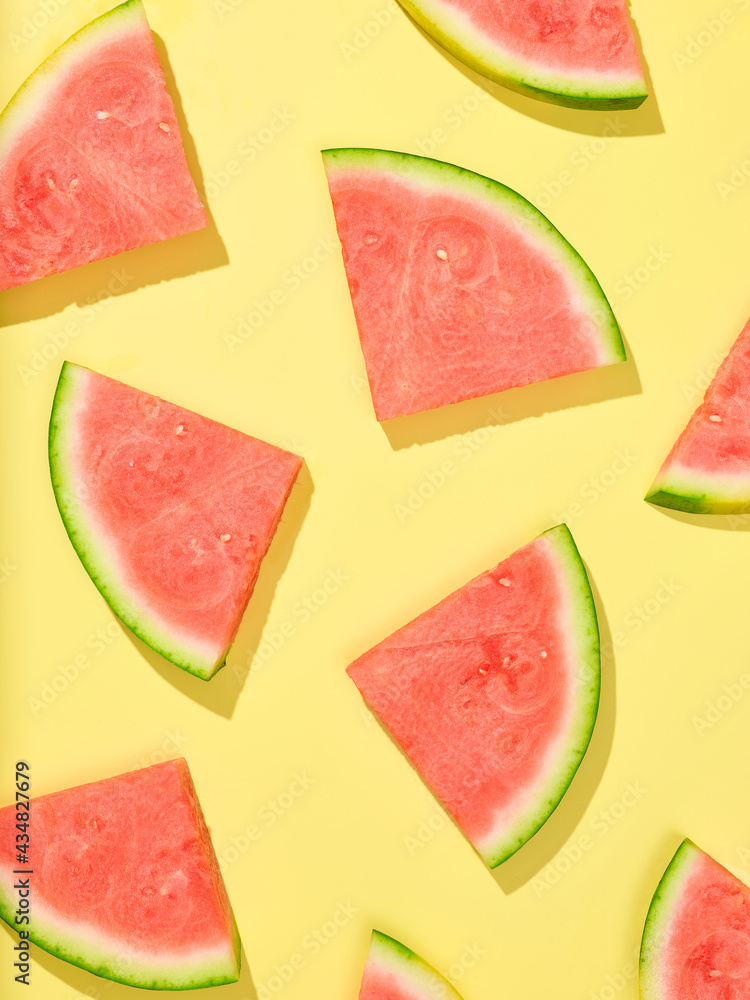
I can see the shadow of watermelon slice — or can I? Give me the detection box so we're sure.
[381,333,641,451]
[124,461,314,720]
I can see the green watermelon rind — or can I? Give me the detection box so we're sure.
[366,930,464,1000]
[322,147,625,371]
[0,0,144,152]
[0,872,241,990]
[479,523,600,867]
[645,472,750,515]
[394,0,647,110]
[49,361,221,681]
[639,838,701,1000]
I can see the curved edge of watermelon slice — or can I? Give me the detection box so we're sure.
[645,452,750,516]
[0,886,241,990]
[360,930,464,999]
[321,147,626,373]
[1,0,145,151]
[639,839,700,1000]
[394,0,647,110]
[481,523,600,867]
[48,362,233,681]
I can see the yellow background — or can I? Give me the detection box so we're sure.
[3,0,750,997]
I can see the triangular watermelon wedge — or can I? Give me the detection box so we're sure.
[347,524,600,867]
[640,839,750,999]
[49,361,302,680]
[646,317,750,514]
[0,0,207,290]
[358,930,464,1000]
[0,760,240,989]
[323,148,625,421]
[394,0,648,110]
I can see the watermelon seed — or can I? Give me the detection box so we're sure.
[498,578,511,587]
[95,110,110,119]
[220,533,232,542]
[159,122,170,133]
[478,668,487,675]
[709,414,722,423]
[710,971,722,977]
[363,232,378,246]
[540,650,548,659]
[436,248,448,261]
[45,176,55,189]
[175,424,185,435]
[68,178,79,191]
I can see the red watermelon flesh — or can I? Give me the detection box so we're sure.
[394,0,647,109]
[0,0,207,290]
[640,840,750,999]
[0,760,240,989]
[347,524,600,867]
[646,317,750,514]
[49,362,302,679]
[323,148,624,421]
[445,1,641,75]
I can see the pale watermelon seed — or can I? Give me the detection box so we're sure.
[436,248,448,261]
[220,533,232,542]
[159,122,170,133]
[709,414,722,423]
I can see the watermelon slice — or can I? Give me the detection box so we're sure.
[640,839,750,999]
[0,759,240,989]
[0,0,207,290]
[358,930,464,1000]
[323,148,625,421]
[49,361,302,680]
[347,523,600,867]
[394,0,647,110]
[646,317,750,514]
